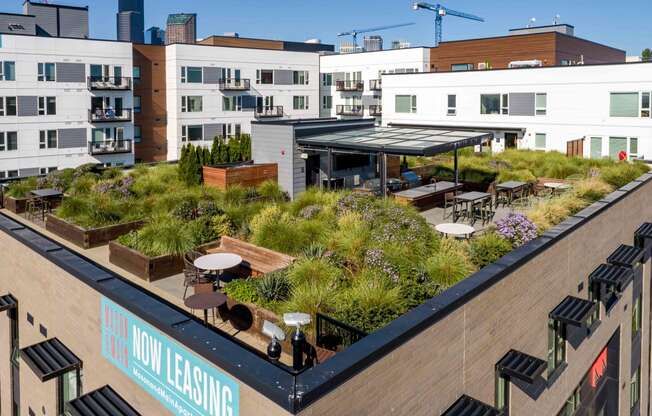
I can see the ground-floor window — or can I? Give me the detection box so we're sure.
[535,133,546,149]
[590,137,603,159]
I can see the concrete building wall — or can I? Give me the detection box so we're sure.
[381,62,652,158]
[0,35,135,176]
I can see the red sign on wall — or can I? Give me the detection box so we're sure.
[590,347,608,388]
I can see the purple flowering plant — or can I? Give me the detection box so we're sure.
[496,213,538,247]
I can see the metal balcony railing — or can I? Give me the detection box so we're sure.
[87,76,132,91]
[369,79,382,91]
[335,80,364,92]
[88,139,133,155]
[254,105,284,118]
[218,78,251,91]
[89,108,133,123]
[368,105,382,116]
[336,104,364,116]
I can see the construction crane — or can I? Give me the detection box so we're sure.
[337,23,415,50]
[412,2,484,46]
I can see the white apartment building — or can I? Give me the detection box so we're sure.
[165,44,320,160]
[319,48,430,122]
[381,62,652,159]
[0,34,135,178]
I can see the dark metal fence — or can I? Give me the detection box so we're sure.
[315,313,367,352]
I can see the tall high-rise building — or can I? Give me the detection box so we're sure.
[146,26,165,45]
[165,13,196,45]
[363,35,383,52]
[117,0,144,43]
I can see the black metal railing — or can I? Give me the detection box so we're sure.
[336,104,364,116]
[368,105,382,116]
[88,139,133,155]
[87,76,132,91]
[88,108,133,123]
[219,78,251,91]
[369,79,382,91]
[315,313,367,352]
[254,105,283,118]
[335,80,364,92]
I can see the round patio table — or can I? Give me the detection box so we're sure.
[194,253,242,287]
[184,292,227,326]
[544,182,571,196]
[435,223,476,239]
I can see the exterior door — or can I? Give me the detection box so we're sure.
[114,97,123,117]
[305,155,321,187]
[590,137,603,159]
[504,133,518,149]
[113,66,122,86]
[608,137,627,159]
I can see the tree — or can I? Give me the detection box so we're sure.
[210,136,220,165]
[642,48,652,62]
[228,136,242,162]
[218,136,229,163]
[240,134,252,161]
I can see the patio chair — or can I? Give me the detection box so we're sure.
[26,197,45,222]
[510,197,532,212]
[443,190,461,220]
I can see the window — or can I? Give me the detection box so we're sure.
[501,94,509,115]
[182,66,202,83]
[610,92,639,117]
[630,138,638,159]
[0,131,18,151]
[590,137,603,159]
[7,170,18,178]
[632,294,642,338]
[134,125,142,143]
[494,371,509,413]
[257,69,274,84]
[222,96,242,111]
[536,93,547,115]
[181,96,202,112]
[133,66,141,83]
[642,92,651,117]
[38,63,56,82]
[38,97,56,115]
[293,96,309,110]
[547,319,566,375]
[609,137,628,159]
[451,63,473,71]
[587,282,601,327]
[293,71,309,85]
[1,97,17,116]
[395,95,417,113]
[557,385,581,416]
[447,94,456,116]
[134,96,141,113]
[222,124,232,138]
[40,167,57,175]
[234,124,241,138]
[182,125,203,142]
[39,130,57,149]
[631,367,641,412]
[535,133,546,149]
[1,62,16,81]
[322,95,332,110]
[481,94,501,114]
[57,369,81,415]
[321,73,332,87]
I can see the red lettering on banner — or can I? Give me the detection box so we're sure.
[590,347,608,388]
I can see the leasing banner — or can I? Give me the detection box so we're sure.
[101,297,239,416]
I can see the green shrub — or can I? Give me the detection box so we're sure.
[118,216,195,257]
[399,277,441,309]
[224,278,260,304]
[600,162,649,188]
[256,270,291,303]
[282,280,336,318]
[211,214,233,237]
[572,178,613,202]
[223,185,248,204]
[468,232,512,268]
[257,180,285,201]
[424,240,474,288]
[5,177,38,198]
[496,169,536,184]
[287,257,342,287]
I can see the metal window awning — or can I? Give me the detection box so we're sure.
[0,294,17,312]
[296,126,493,157]
[20,338,82,382]
[607,244,644,268]
[66,385,141,416]
[589,263,633,292]
[496,349,546,384]
[634,223,652,247]
[549,296,596,327]
[442,395,501,416]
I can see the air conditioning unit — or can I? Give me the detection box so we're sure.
[477,62,487,70]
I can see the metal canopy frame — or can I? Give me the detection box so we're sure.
[0,294,17,312]
[549,296,596,327]
[496,349,546,384]
[442,394,501,416]
[589,263,633,293]
[20,338,82,382]
[606,244,644,268]
[66,385,141,416]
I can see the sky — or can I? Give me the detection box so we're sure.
[7,0,652,55]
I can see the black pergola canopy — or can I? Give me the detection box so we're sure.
[550,296,596,327]
[607,244,644,268]
[0,294,17,312]
[21,338,81,382]
[442,394,501,416]
[635,223,652,248]
[589,263,633,292]
[66,385,141,416]
[496,349,546,384]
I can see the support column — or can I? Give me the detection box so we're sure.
[454,146,459,186]
[327,148,333,190]
[379,151,387,198]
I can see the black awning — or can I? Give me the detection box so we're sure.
[66,385,141,416]
[635,223,652,248]
[549,296,596,327]
[0,294,17,312]
[21,338,82,382]
[607,245,644,268]
[442,395,501,416]
[589,264,633,292]
[496,349,546,384]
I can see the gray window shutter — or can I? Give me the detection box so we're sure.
[241,95,257,109]
[203,124,224,141]
[273,70,293,85]
[56,63,86,83]
[203,67,221,84]
[57,128,87,148]
[17,96,38,117]
[508,93,535,116]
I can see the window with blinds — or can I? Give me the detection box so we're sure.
[395,95,416,113]
[610,92,638,117]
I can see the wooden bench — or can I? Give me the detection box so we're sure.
[206,236,295,277]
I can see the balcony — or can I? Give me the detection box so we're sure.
[87,76,132,91]
[369,105,382,116]
[369,79,382,91]
[88,139,133,155]
[255,106,284,118]
[335,80,364,92]
[336,104,364,117]
[89,109,133,123]
[219,78,251,91]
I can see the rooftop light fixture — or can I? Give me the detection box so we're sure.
[284,312,311,371]
[262,320,285,363]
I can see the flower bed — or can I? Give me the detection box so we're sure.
[46,214,144,249]
[3,195,28,214]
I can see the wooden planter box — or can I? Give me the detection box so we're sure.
[108,240,221,282]
[203,164,277,190]
[3,196,28,214]
[45,214,144,249]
